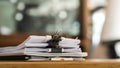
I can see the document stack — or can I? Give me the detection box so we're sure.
[0,35,87,60]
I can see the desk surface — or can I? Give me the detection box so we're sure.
[0,59,120,68]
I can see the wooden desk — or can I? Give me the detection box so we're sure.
[0,60,120,68]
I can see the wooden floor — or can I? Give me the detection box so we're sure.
[0,59,120,68]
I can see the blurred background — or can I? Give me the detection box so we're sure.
[1,0,120,59]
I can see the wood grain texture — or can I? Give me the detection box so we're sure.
[0,60,120,68]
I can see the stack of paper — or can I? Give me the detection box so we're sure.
[0,35,87,60]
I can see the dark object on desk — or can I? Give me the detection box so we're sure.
[102,40,120,58]
[51,48,62,53]
[46,35,61,48]
[46,35,62,53]
[0,55,30,60]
